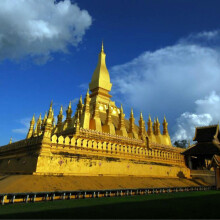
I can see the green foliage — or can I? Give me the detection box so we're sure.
[173,139,188,148]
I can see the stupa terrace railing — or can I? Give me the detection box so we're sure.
[150,142,184,153]
[0,137,42,154]
[78,128,145,146]
[50,134,185,166]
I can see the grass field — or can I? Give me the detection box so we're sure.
[0,190,219,219]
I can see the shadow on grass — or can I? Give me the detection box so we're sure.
[0,193,220,219]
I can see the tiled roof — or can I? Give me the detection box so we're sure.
[193,125,219,142]
[182,142,220,157]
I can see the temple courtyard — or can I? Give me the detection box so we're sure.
[0,190,219,219]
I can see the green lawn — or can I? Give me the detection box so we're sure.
[0,190,220,219]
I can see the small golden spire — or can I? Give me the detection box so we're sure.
[75,112,80,134]
[147,114,153,136]
[42,111,47,124]
[162,115,168,135]
[9,137,12,144]
[77,96,83,110]
[139,112,145,139]
[57,106,63,132]
[87,89,89,96]
[66,101,72,128]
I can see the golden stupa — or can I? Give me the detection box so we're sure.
[0,43,189,178]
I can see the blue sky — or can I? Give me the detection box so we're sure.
[1,0,220,145]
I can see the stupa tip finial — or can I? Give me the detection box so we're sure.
[59,105,63,114]
[87,88,89,95]
[68,101,71,108]
[101,41,104,52]
[120,104,123,112]
[140,112,143,119]
[164,115,167,122]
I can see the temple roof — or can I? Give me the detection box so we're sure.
[182,142,220,157]
[193,125,219,142]
[183,124,220,157]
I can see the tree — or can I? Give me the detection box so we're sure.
[173,139,188,148]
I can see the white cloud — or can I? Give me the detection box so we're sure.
[12,118,31,134]
[110,30,220,142]
[0,0,92,64]
[172,91,220,142]
[172,113,212,141]
[195,30,219,40]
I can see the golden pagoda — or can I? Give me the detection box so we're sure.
[0,43,189,178]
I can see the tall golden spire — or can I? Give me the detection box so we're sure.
[89,42,112,105]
